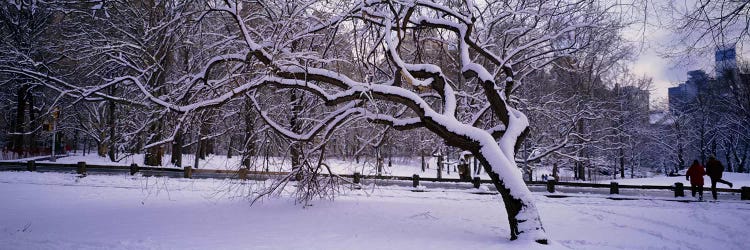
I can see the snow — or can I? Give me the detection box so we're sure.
[1,171,749,249]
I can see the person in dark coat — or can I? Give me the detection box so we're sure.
[685,160,706,200]
[706,156,733,200]
[457,159,471,181]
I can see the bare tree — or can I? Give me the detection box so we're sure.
[669,0,750,52]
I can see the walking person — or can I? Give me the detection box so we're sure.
[685,160,706,201]
[706,156,733,200]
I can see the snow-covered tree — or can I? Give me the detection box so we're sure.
[0,0,630,243]
[169,0,617,242]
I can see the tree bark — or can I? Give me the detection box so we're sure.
[107,94,116,162]
[290,90,303,178]
[242,98,256,168]
[12,84,28,153]
[198,120,211,160]
[619,148,625,179]
[27,89,36,153]
[472,145,547,243]
[171,128,183,167]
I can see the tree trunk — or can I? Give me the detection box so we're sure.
[619,148,625,179]
[198,120,211,160]
[473,146,547,243]
[143,1,171,166]
[193,133,201,169]
[27,89,36,153]
[171,129,183,167]
[289,90,303,178]
[83,136,88,156]
[107,97,116,162]
[97,139,107,157]
[437,155,443,179]
[552,163,558,180]
[725,150,733,172]
[242,98,256,168]
[73,130,79,154]
[576,161,586,181]
[735,146,747,173]
[13,84,28,153]
[421,151,425,172]
[144,120,163,166]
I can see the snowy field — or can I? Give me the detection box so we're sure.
[1,171,748,250]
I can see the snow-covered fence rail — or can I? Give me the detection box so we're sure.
[0,160,289,180]
[0,161,746,199]
[337,174,746,198]
[535,179,741,196]
[0,160,184,176]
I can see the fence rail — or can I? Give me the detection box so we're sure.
[0,160,747,199]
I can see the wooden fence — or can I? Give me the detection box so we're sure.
[1,160,748,200]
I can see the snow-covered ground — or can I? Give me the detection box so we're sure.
[1,171,748,249]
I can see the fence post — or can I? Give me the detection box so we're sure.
[674,182,685,197]
[77,161,87,175]
[546,179,556,193]
[610,182,619,195]
[129,163,139,175]
[353,172,360,184]
[184,166,192,178]
[27,160,36,172]
[472,177,481,189]
[412,174,420,188]
[741,187,750,200]
[238,168,248,180]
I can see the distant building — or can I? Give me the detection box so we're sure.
[715,45,738,77]
[669,46,742,114]
[668,70,710,114]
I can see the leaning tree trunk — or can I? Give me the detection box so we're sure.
[472,144,547,244]
[435,120,547,243]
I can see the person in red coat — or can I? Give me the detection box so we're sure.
[686,160,706,201]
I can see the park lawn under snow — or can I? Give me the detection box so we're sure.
[1,171,748,250]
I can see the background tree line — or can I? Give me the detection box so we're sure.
[0,0,676,182]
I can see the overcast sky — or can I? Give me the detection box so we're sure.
[627,27,699,109]
[625,1,748,110]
